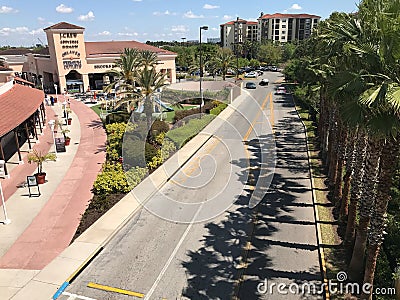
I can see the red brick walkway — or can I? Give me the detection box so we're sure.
[0,98,106,269]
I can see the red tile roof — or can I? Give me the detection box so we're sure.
[85,41,176,57]
[13,76,35,86]
[44,22,84,31]
[0,84,44,137]
[260,13,321,19]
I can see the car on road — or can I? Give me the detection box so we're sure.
[245,82,257,89]
[244,72,257,78]
[259,78,269,86]
[275,86,287,95]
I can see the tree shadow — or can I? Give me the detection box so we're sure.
[181,113,323,299]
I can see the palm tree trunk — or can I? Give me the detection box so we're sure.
[334,124,347,202]
[144,96,153,131]
[361,139,400,300]
[348,136,382,281]
[340,129,356,218]
[345,129,367,247]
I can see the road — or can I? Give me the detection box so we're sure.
[62,72,323,300]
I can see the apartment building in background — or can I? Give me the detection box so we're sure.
[220,18,258,50]
[258,13,320,43]
[220,13,321,51]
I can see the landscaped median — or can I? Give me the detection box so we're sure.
[7,89,248,300]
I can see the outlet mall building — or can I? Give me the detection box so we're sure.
[4,22,177,94]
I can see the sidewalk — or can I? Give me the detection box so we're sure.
[0,96,106,298]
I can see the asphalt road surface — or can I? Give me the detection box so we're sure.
[62,72,323,300]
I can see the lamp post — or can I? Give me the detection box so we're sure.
[54,83,58,103]
[199,25,208,118]
[48,120,57,155]
[0,160,11,225]
[181,37,186,47]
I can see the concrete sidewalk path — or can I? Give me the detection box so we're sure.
[0,96,106,289]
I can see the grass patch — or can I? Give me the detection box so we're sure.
[166,115,215,149]
[164,105,197,123]
[91,104,102,117]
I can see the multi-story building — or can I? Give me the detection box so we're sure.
[257,13,320,43]
[220,13,320,49]
[0,22,177,94]
[220,18,258,50]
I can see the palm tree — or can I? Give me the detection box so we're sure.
[139,50,158,69]
[104,48,141,110]
[135,67,166,130]
[209,48,235,80]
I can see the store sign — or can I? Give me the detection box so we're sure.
[63,60,82,70]
[94,64,116,70]
[62,50,81,60]
[59,32,80,49]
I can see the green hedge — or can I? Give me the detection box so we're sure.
[210,103,228,116]
[166,115,215,149]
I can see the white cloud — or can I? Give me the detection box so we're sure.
[203,4,219,9]
[153,10,176,16]
[78,11,95,21]
[56,4,73,14]
[171,25,189,33]
[98,31,111,36]
[0,6,18,14]
[0,27,29,36]
[211,27,218,31]
[117,32,138,37]
[132,0,142,1]
[290,3,302,10]
[222,15,232,21]
[183,11,204,19]
[37,17,45,22]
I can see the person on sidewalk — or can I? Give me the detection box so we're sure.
[50,96,54,106]
[44,94,50,106]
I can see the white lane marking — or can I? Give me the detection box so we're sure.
[144,204,204,300]
[62,292,97,300]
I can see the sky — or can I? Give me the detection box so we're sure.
[0,0,360,47]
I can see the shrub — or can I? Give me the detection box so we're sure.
[105,122,129,161]
[151,120,170,136]
[92,163,131,195]
[145,142,158,163]
[125,166,147,188]
[173,101,217,122]
[105,112,131,124]
[167,115,215,149]
[210,103,228,116]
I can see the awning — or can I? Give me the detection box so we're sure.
[66,80,83,85]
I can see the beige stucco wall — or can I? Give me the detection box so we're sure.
[24,26,176,92]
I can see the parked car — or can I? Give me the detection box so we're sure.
[244,72,257,78]
[245,82,257,89]
[259,78,269,86]
[275,86,287,95]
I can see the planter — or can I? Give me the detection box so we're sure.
[35,172,46,184]
[67,118,72,125]
[65,137,71,146]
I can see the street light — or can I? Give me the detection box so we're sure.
[54,83,58,103]
[199,25,208,118]
[0,160,11,225]
[181,37,186,47]
[48,120,57,156]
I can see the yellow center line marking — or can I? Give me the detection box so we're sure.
[87,282,144,298]
[243,92,271,141]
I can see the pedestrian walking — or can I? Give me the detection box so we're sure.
[50,96,54,106]
[44,94,50,106]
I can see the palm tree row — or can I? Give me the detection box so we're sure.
[292,0,400,298]
[104,48,166,129]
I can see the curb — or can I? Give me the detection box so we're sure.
[44,93,248,299]
[291,95,330,300]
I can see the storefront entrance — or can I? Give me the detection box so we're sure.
[66,70,83,93]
